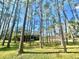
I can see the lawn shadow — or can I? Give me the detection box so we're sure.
[67,42,79,45]
[23,51,79,54]
[0,43,19,51]
[54,47,79,49]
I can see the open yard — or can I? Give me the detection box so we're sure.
[0,40,79,59]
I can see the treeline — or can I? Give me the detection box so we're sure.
[0,0,79,54]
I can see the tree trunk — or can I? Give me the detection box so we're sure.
[7,0,19,48]
[2,0,16,45]
[18,0,29,54]
[39,0,43,48]
[0,0,5,29]
[56,0,67,52]
[63,10,68,45]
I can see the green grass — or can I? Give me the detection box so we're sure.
[0,40,79,59]
[0,51,79,59]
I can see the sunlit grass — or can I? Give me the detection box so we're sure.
[0,40,79,59]
[0,51,79,59]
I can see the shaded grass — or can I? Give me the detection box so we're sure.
[0,41,19,51]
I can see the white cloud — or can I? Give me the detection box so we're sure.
[75,6,79,9]
[75,4,79,9]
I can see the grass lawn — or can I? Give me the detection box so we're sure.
[0,40,79,59]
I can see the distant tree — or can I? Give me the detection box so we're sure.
[56,0,67,52]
